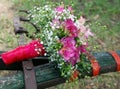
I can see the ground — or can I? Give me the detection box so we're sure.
[0,0,17,76]
[0,0,17,51]
[0,0,13,19]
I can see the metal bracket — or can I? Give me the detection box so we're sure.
[22,60,37,89]
[14,16,37,89]
[13,16,28,34]
[17,34,37,89]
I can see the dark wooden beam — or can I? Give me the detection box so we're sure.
[0,56,49,70]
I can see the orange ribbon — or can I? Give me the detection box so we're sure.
[87,52,100,76]
[109,51,120,71]
[70,70,79,81]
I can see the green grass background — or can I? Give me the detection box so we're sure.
[14,0,120,89]
[13,0,120,51]
[4,0,120,88]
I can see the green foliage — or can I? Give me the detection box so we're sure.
[77,54,92,78]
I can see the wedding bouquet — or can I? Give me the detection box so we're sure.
[28,3,94,80]
[2,3,94,81]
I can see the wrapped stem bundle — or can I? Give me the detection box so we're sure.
[1,40,46,65]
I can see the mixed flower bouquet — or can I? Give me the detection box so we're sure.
[28,4,94,80]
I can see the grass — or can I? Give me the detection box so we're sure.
[10,0,120,89]
[49,72,120,89]
[0,17,18,51]
[0,0,18,78]
[13,0,120,51]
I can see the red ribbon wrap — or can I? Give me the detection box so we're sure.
[1,40,46,65]
[109,51,120,71]
[87,52,100,76]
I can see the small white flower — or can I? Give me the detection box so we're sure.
[31,15,35,18]
[40,41,43,44]
[69,15,75,21]
[44,53,47,56]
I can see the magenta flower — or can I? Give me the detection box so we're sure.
[59,47,76,61]
[60,37,76,47]
[68,6,73,12]
[77,45,87,53]
[55,6,64,13]
[67,25,79,37]
[64,19,74,28]
[59,37,80,65]
[59,46,80,65]
[64,19,79,37]
[68,48,80,65]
